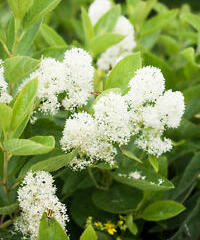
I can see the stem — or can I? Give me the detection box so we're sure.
[87,168,107,190]
[0,219,13,229]
[1,42,12,57]
[3,152,11,203]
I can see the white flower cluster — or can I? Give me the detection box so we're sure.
[60,111,117,170]
[21,48,94,115]
[93,92,132,145]
[88,0,112,25]
[14,171,68,240]
[125,66,185,157]
[88,0,136,71]
[0,60,12,103]
[61,66,185,169]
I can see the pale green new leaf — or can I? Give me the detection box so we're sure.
[80,225,97,240]
[126,214,138,235]
[24,0,61,30]
[89,33,124,56]
[8,0,33,20]
[10,78,38,137]
[40,23,67,47]
[0,103,12,136]
[140,10,178,37]
[148,155,159,172]
[105,53,142,90]
[180,12,200,32]
[142,200,185,221]
[4,56,40,85]
[30,149,78,172]
[94,5,121,35]
[38,213,69,240]
[4,136,55,156]
[81,7,94,44]
[16,20,42,55]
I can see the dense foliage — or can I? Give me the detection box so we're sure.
[0,0,199,239]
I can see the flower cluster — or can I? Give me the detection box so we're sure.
[0,60,12,104]
[21,48,94,116]
[125,66,185,156]
[61,66,185,170]
[14,171,68,240]
[60,111,117,170]
[88,0,136,71]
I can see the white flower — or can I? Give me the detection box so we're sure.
[21,58,66,115]
[141,106,164,131]
[126,66,165,107]
[62,48,94,110]
[60,112,117,170]
[88,0,112,25]
[97,16,136,71]
[15,171,68,240]
[136,131,172,157]
[93,92,132,145]
[0,60,12,103]
[156,90,185,128]
[129,171,141,180]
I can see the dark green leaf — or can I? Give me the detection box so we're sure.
[0,202,18,215]
[92,183,142,214]
[142,200,185,221]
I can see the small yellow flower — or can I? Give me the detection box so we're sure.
[118,220,124,226]
[104,221,117,235]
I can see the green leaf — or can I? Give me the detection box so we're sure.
[94,5,121,35]
[30,149,77,172]
[92,183,142,214]
[80,225,97,240]
[89,33,124,56]
[159,34,179,54]
[40,23,67,47]
[105,53,142,90]
[81,7,94,44]
[0,202,18,215]
[122,149,142,163]
[126,214,138,235]
[10,78,38,136]
[183,84,200,102]
[180,12,200,32]
[111,162,174,191]
[181,47,199,67]
[172,152,200,200]
[38,213,69,240]
[4,136,55,156]
[0,103,12,136]
[142,200,185,221]
[6,16,15,52]
[140,10,178,37]
[4,56,39,85]
[24,0,61,30]
[16,20,42,55]
[148,155,159,172]
[8,0,33,20]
